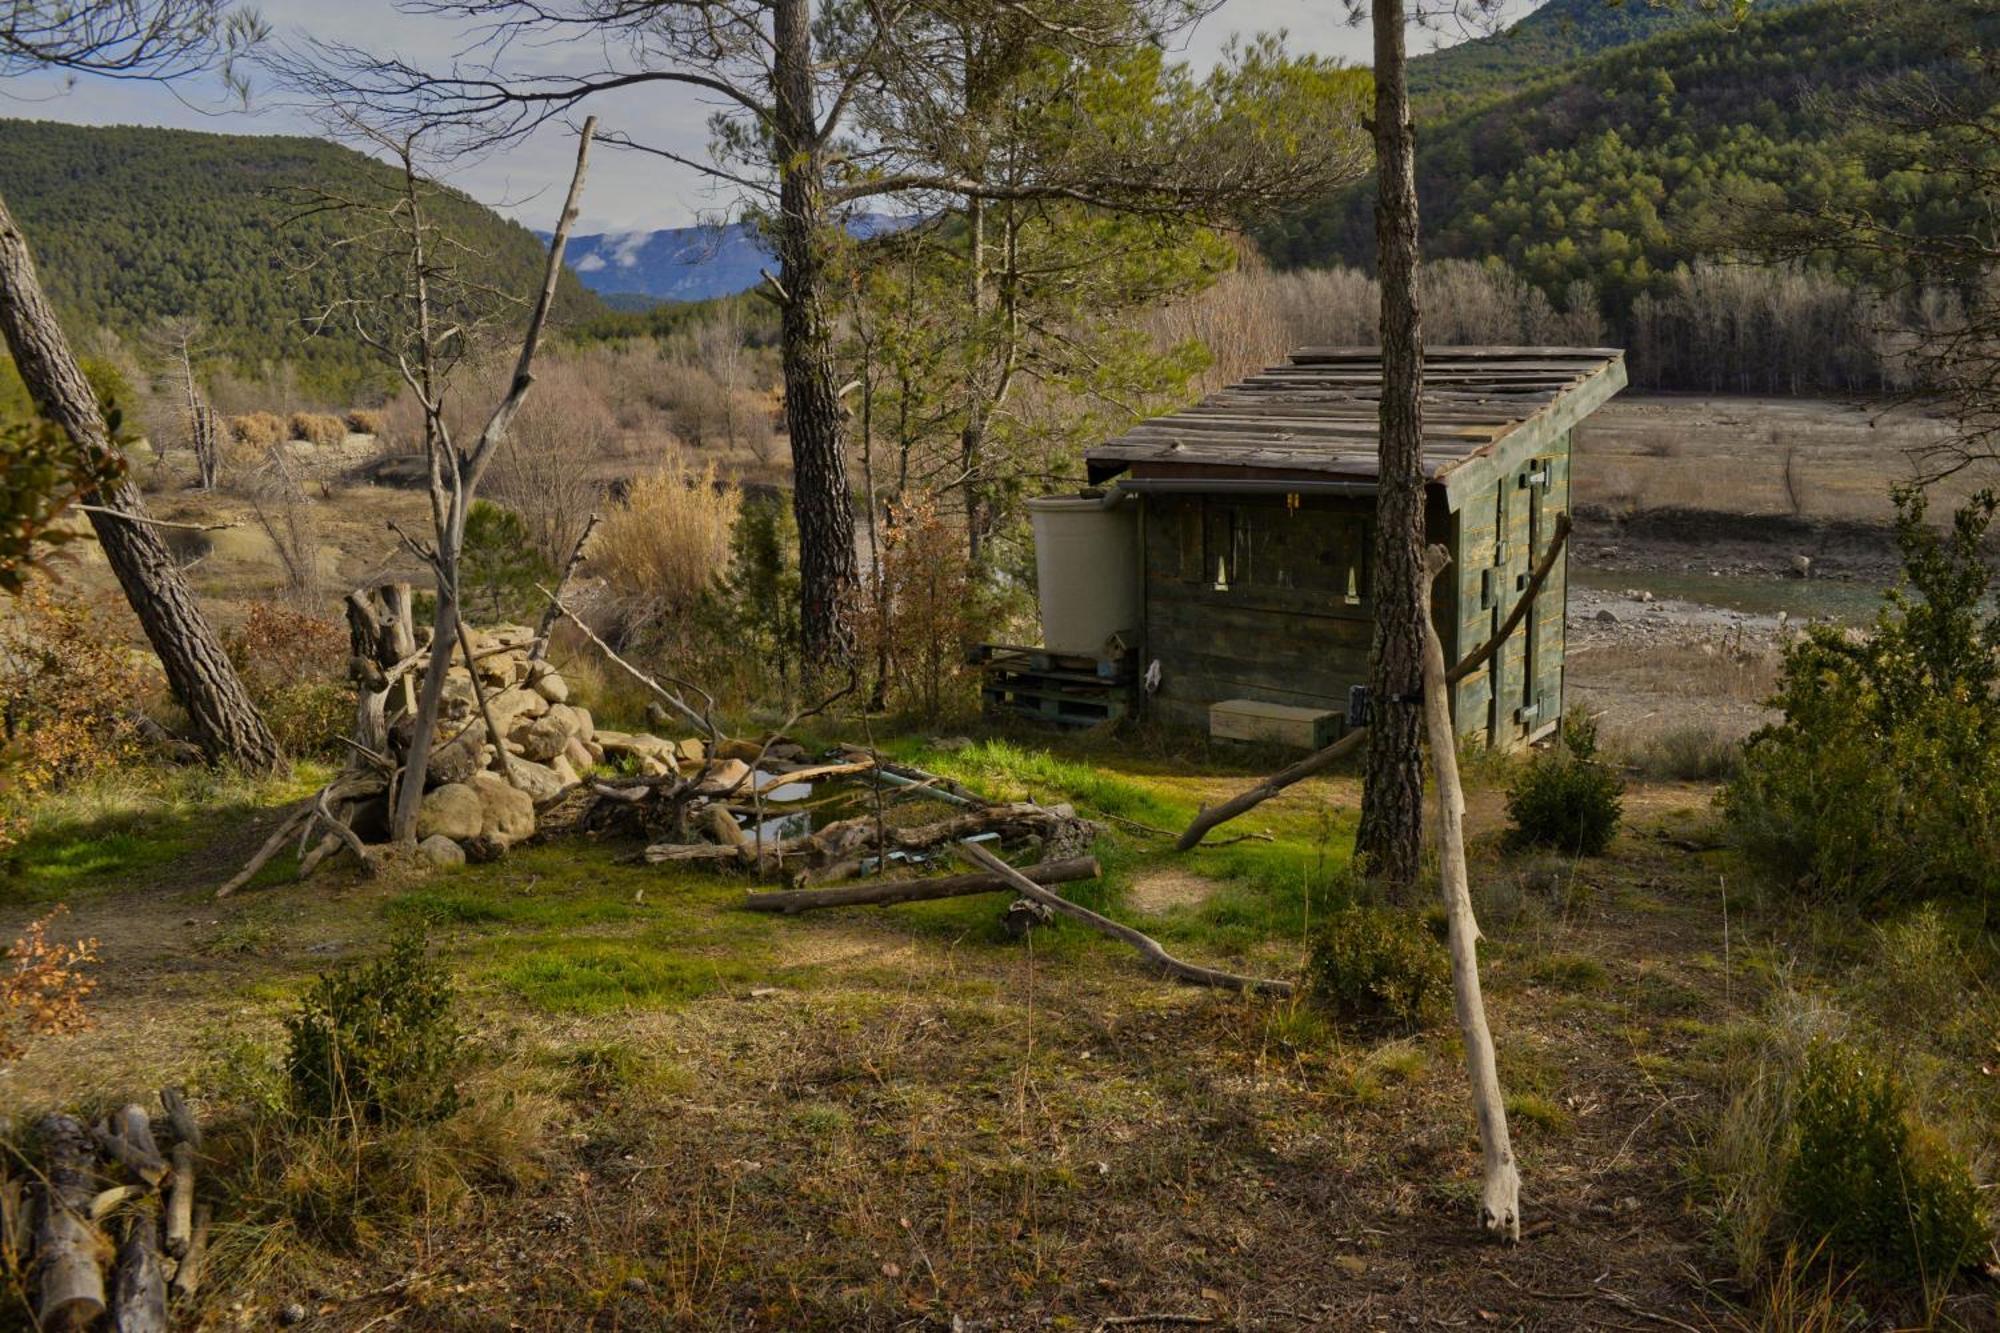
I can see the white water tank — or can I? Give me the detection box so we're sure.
[1027,492,1140,656]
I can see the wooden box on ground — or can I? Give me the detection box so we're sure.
[1209,698,1340,749]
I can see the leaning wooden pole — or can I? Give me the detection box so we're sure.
[1418,544,1520,1242]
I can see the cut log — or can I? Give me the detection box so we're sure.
[159,1088,200,1152]
[95,1107,166,1188]
[164,1142,193,1259]
[1419,543,1520,1242]
[955,843,1294,997]
[35,1113,107,1329]
[111,1207,168,1333]
[169,1205,209,1305]
[743,857,1101,913]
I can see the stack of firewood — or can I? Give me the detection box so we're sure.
[7,1090,210,1330]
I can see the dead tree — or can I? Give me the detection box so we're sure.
[300,118,595,841]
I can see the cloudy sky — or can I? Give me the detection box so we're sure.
[0,1,1517,235]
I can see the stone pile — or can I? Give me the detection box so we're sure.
[403,622,729,865]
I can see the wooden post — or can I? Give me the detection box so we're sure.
[1418,544,1520,1242]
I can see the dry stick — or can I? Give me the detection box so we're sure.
[72,505,238,532]
[538,589,721,743]
[1418,543,1520,1243]
[529,511,601,662]
[955,842,1295,997]
[96,1106,167,1188]
[169,1205,210,1305]
[744,857,1101,913]
[164,1142,193,1260]
[160,1088,201,1144]
[1176,512,1573,851]
[304,786,378,880]
[455,611,525,790]
[216,802,314,897]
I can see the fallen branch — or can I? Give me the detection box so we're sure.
[73,505,238,533]
[955,843,1293,997]
[1176,512,1571,850]
[537,586,721,743]
[743,857,1100,913]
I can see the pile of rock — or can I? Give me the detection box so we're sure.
[400,622,726,866]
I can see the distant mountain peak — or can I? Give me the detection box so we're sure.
[555,214,911,305]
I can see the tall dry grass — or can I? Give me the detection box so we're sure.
[594,447,741,631]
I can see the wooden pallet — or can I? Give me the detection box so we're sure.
[974,643,1135,728]
[968,642,1136,682]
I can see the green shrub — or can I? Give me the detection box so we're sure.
[1786,1040,1987,1282]
[1726,489,2000,908]
[461,501,556,625]
[285,929,464,1127]
[1306,906,1451,1032]
[1504,713,1623,856]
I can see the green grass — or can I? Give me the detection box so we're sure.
[2,762,330,906]
[1526,952,1611,991]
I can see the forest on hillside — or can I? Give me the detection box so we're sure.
[1265,0,1995,375]
[0,120,602,398]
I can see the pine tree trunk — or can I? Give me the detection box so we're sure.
[1355,0,1426,891]
[0,190,281,772]
[773,0,859,672]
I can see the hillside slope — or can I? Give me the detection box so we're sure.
[1264,0,1992,316]
[1408,0,1805,107]
[0,120,602,396]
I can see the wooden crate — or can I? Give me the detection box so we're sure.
[975,643,1135,729]
[1209,697,1341,749]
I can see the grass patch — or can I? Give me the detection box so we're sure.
[1526,953,1610,991]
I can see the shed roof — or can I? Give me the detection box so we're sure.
[1085,346,1627,509]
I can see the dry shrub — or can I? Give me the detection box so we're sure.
[0,908,97,1064]
[489,370,613,567]
[869,492,991,720]
[224,603,351,757]
[288,412,346,448]
[595,448,739,630]
[246,449,321,607]
[229,411,285,451]
[0,581,148,840]
[344,409,385,436]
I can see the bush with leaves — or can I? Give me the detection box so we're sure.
[1726,488,2000,908]
[222,602,351,757]
[459,501,556,626]
[285,928,464,1128]
[1504,712,1624,856]
[868,493,994,721]
[0,908,97,1064]
[1786,1040,1987,1282]
[1305,906,1451,1032]
[705,491,803,695]
[0,581,149,845]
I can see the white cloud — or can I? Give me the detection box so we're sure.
[573,252,606,272]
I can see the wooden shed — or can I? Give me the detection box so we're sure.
[1080,345,1627,749]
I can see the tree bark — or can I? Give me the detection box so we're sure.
[773,0,859,672]
[1418,545,1519,1241]
[1355,0,1426,892]
[0,189,281,771]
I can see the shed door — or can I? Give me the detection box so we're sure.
[1488,458,1558,746]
